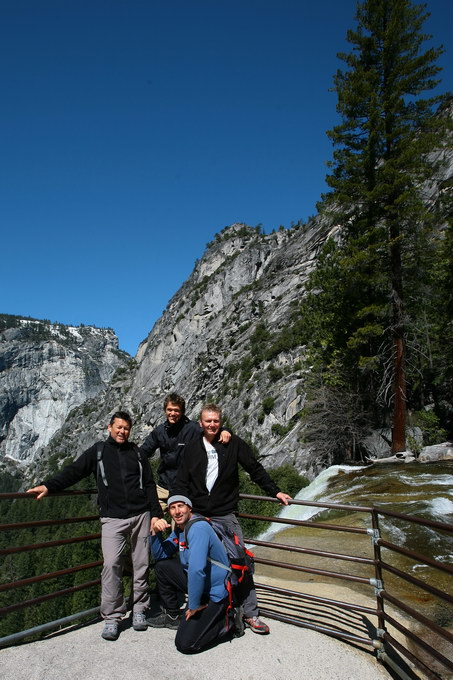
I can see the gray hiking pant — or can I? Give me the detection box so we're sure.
[209,513,259,618]
[100,511,150,621]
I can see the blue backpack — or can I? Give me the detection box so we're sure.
[183,516,254,637]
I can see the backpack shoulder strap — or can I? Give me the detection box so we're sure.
[132,443,144,490]
[184,516,231,573]
[183,516,209,549]
[96,441,108,487]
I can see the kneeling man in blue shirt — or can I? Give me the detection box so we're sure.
[149,494,232,653]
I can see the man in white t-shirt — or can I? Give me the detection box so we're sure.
[175,403,292,635]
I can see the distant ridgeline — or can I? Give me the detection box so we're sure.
[0,313,118,346]
[0,314,130,477]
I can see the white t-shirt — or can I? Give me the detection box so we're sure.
[204,437,218,493]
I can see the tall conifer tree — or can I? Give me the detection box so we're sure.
[321,0,449,451]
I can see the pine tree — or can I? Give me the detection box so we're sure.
[319,0,450,451]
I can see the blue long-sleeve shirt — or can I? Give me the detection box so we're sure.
[151,517,229,610]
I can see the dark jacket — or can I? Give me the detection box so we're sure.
[174,433,280,516]
[140,416,201,491]
[43,436,163,520]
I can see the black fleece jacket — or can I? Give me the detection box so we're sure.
[174,433,280,516]
[140,415,201,491]
[43,436,163,519]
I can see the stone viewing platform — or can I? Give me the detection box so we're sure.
[0,615,391,680]
[4,487,451,679]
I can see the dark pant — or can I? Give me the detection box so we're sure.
[154,557,186,612]
[175,598,230,654]
[154,558,231,653]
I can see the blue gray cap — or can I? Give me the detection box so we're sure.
[167,494,192,508]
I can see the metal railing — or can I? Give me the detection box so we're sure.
[1,490,452,679]
[0,490,102,645]
[239,494,453,680]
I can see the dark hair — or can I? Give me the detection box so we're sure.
[163,393,186,414]
[199,403,222,420]
[110,411,133,426]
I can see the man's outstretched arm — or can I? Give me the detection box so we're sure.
[238,438,292,504]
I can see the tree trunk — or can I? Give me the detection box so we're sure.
[389,218,407,453]
[392,334,406,452]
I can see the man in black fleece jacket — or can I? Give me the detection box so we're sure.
[27,411,163,641]
[174,403,292,635]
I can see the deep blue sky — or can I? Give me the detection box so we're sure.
[1,1,452,356]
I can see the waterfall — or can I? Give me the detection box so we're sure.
[258,464,367,541]
[251,461,453,629]
[257,462,453,556]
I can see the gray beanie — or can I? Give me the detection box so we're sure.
[167,494,192,509]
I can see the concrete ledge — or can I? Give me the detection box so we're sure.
[0,615,391,680]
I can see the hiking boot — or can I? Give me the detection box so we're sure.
[244,616,270,634]
[132,611,148,631]
[146,610,181,630]
[101,621,119,640]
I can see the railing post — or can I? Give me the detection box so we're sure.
[370,509,387,657]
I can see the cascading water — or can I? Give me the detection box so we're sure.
[253,461,453,624]
[258,465,369,541]
[259,462,453,556]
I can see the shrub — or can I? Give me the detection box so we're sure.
[412,410,447,446]
[262,397,275,415]
[268,365,284,382]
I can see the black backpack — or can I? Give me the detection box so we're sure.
[95,441,144,489]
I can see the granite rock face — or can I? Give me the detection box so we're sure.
[130,221,327,474]
[16,111,453,483]
[0,316,129,465]
[31,217,337,481]
[22,220,331,483]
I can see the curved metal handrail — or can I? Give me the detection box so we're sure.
[0,490,452,680]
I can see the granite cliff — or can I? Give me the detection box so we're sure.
[6,110,453,485]
[130,218,332,474]
[0,315,129,470]
[21,217,333,483]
